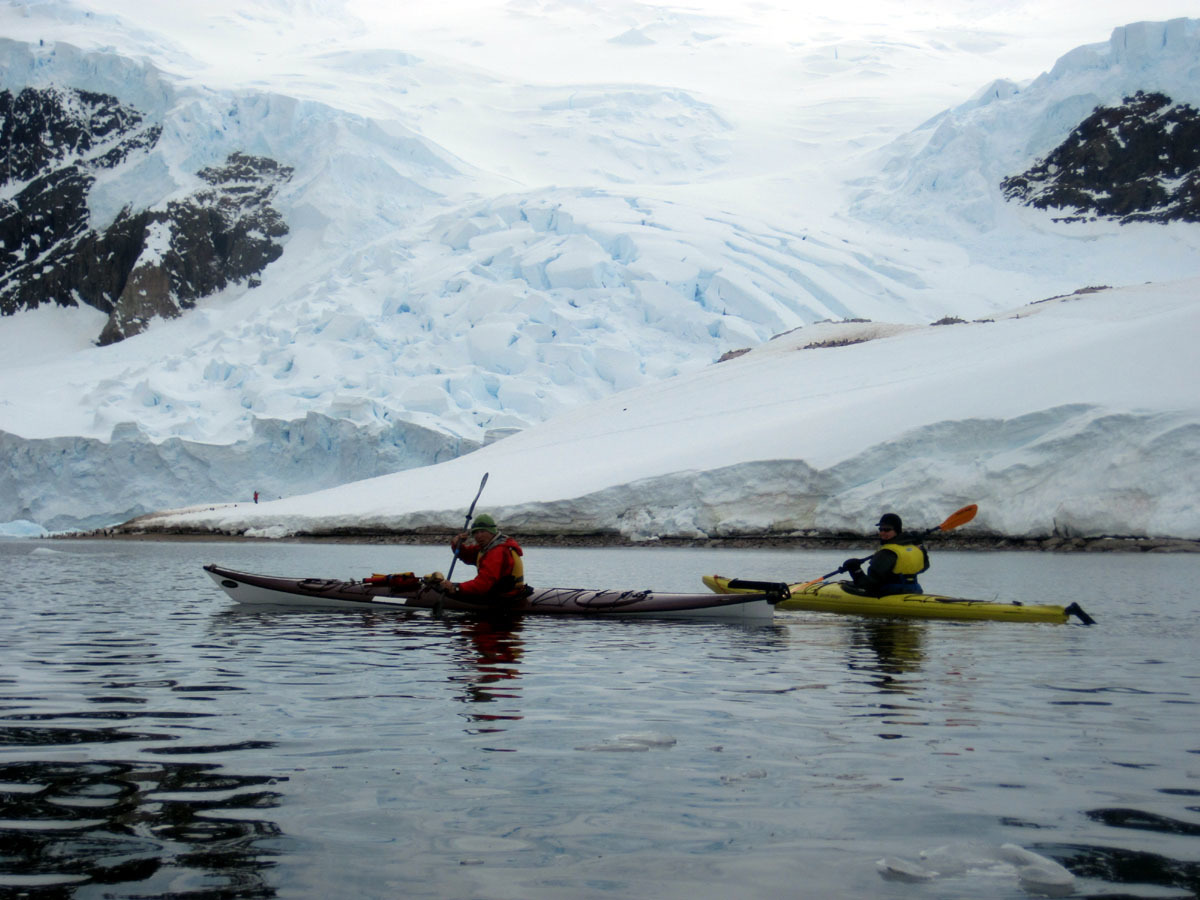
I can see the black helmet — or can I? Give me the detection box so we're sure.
[876,513,902,532]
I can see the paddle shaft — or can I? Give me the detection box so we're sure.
[446,472,489,583]
[431,472,489,617]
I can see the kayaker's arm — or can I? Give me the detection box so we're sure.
[864,548,899,583]
[450,535,481,565]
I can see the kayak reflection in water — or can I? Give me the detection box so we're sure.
[427,513,531,605]
[843,513,930,597]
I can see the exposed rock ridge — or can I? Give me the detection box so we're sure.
[0,85,155,182]
[1001,91,1200,223]
[99,151,294,345]
[0,86,292,344]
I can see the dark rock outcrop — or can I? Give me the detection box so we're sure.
[0,86,291,344]
[0,85,153,182]
[1001,91,1200,223]
[98,152,294,344]
[0,86,162,320]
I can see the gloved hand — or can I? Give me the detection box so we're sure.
[422,571,446,586]
[842,558,862,573]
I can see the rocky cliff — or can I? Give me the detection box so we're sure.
[0,86,291,344]
[1002,91,1200,223]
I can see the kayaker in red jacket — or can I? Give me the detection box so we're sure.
[439,514,529,603]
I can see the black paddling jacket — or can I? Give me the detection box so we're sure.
[858,538,930,593]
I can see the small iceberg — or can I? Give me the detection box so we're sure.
[575,731,677,752]
[877,842,1076,896]
[998,843,1077,897]
[876,856,937,882]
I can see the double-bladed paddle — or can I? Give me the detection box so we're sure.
[792,503,979,590]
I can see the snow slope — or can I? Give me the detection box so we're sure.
[1,2,1199,536]
[141,279,1200,541]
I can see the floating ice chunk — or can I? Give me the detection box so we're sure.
[613,732,676,748]
[920,842,1002,876]
[998,844,1076,897]
[878,842,1076,894]
[997,843,1060,867]
[576,731,677,751]
[876,856,937,882]
[574,741,651,752]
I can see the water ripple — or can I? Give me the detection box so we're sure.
[0,759,284,896]
[2,540,1199,898]
[1086,807,1200,837]
[1058,841,1200,897]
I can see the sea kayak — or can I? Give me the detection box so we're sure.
[702,575,1094,624]
[205,564,778,621]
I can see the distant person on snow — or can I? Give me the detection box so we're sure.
[253,491,259,504]
[432,514,529,603]
[842,513,929,596]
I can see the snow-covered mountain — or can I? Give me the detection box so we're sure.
[1,3,1198,538]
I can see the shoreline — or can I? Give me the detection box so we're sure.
[56,528,1200,553]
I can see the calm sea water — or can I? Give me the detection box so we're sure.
[1,538,1198,900]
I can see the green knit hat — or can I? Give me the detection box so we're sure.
[471,513,498,532]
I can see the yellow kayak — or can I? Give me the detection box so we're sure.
[702,575,1094,624]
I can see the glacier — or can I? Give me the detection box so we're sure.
[0,2,1199,539]
[129,279,1200,541]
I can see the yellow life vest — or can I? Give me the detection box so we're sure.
[881,542,928,575]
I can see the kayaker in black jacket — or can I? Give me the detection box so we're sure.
[843,513,929,596]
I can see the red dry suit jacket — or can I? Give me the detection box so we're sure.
[452,533,526,600]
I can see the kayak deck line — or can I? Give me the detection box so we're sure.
[204,564,778,621]
[704,575,1094,624]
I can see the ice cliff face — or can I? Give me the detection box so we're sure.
[0,43,478,530]
[1001,91,1200,223]
[0,86,291,344]
[0,412,476,533]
